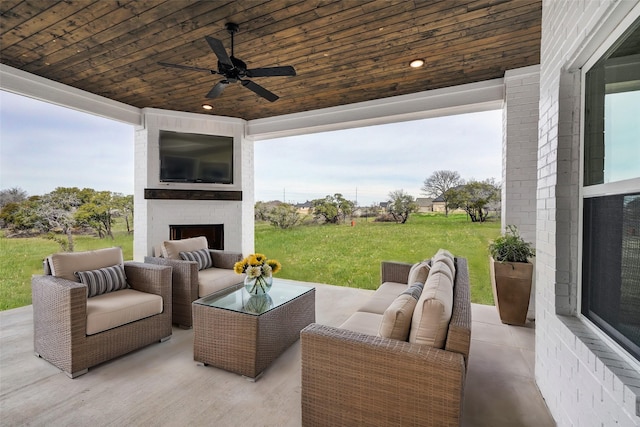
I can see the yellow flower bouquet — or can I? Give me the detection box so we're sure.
[234,253,281,295]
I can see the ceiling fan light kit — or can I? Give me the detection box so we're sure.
[159,23,296,103]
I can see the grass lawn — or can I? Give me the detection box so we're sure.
[0,213,499,311]
[256,213,500,305]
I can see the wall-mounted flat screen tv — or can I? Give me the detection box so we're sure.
[159,130,234,184]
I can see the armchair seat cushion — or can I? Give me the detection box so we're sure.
[198,267,243,297]
[86,289,163,335]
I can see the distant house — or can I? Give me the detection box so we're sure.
[379,202,389,212]
[415,198,433,213]
[432,186,466,214]
[295,200,313,215]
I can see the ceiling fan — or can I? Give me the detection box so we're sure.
[158,23,296,102]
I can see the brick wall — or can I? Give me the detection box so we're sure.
[535,1,640,425]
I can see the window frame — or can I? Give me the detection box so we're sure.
[579,14,640,367]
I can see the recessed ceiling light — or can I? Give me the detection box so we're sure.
[410,59,425,68]
[202,104,213,110]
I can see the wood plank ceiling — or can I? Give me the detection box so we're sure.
[0,0,542,121]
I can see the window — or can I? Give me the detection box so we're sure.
[582,18,640,360]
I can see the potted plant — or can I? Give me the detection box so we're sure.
[489,225,535,326]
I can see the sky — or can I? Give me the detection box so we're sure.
[0,90,502,206]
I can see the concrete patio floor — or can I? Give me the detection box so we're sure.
[0,280,555,426]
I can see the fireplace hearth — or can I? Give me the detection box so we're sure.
[169,224,224,250]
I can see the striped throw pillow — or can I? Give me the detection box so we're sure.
[179,249,213,270]
[75,264,129,298]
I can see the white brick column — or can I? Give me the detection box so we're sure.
[502,65,540,319]
[133,108,254,260]
[502,66,539,245]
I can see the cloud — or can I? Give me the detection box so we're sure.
[1,91,501,204]
[255,110,502,205]
[0,91,134,196]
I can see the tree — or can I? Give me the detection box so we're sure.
[35,188,82,250]
[75,190,118,239]
[448,178,501,222]
[254,201,271,221]
[387,190,418,224]
[421,170,462,216]
[114,194,134,234]
[0,196,40,230]
[266,203,300,229]
[0,187,28,208]
[311,193,354,224]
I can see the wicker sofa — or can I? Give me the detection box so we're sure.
[32,247,173,378]
[301,253,471,426]
[144,236,243,328]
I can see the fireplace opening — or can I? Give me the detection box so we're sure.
[169,224,224,250]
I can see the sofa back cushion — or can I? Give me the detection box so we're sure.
[433,249,456,278]
[429,261,454,282]
[378,283,424,341]
[162,236,208,260]
[47,247,124,282]
[409,270,454,348]
[407,260,430,286]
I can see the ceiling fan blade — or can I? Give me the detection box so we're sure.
[158,62,216,74]
[241,80,279,102]
[205,36,233,67]
[246,66,296,78]
[205,81,229,99]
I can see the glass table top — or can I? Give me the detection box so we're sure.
[193,279,314,316]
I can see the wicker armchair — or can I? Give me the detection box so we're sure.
[32,247,172,378]
[144,236,244,328]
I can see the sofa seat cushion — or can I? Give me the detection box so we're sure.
[48,247,124,282]
[357,282,407,315]
[162,236,208,260]
[198,267,243,297]
[339,312,384,336]
[86,289,163,335]
[378,283,424,341]
[409,271,454,348]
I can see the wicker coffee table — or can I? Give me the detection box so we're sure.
[192,279,315,380]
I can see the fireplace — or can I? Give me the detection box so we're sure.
[169,224,224,250]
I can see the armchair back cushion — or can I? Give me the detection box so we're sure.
[162,236,208,260]
[47,247,124,282]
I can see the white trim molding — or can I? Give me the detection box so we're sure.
[247,78,506,140]
[0,64,142,126]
